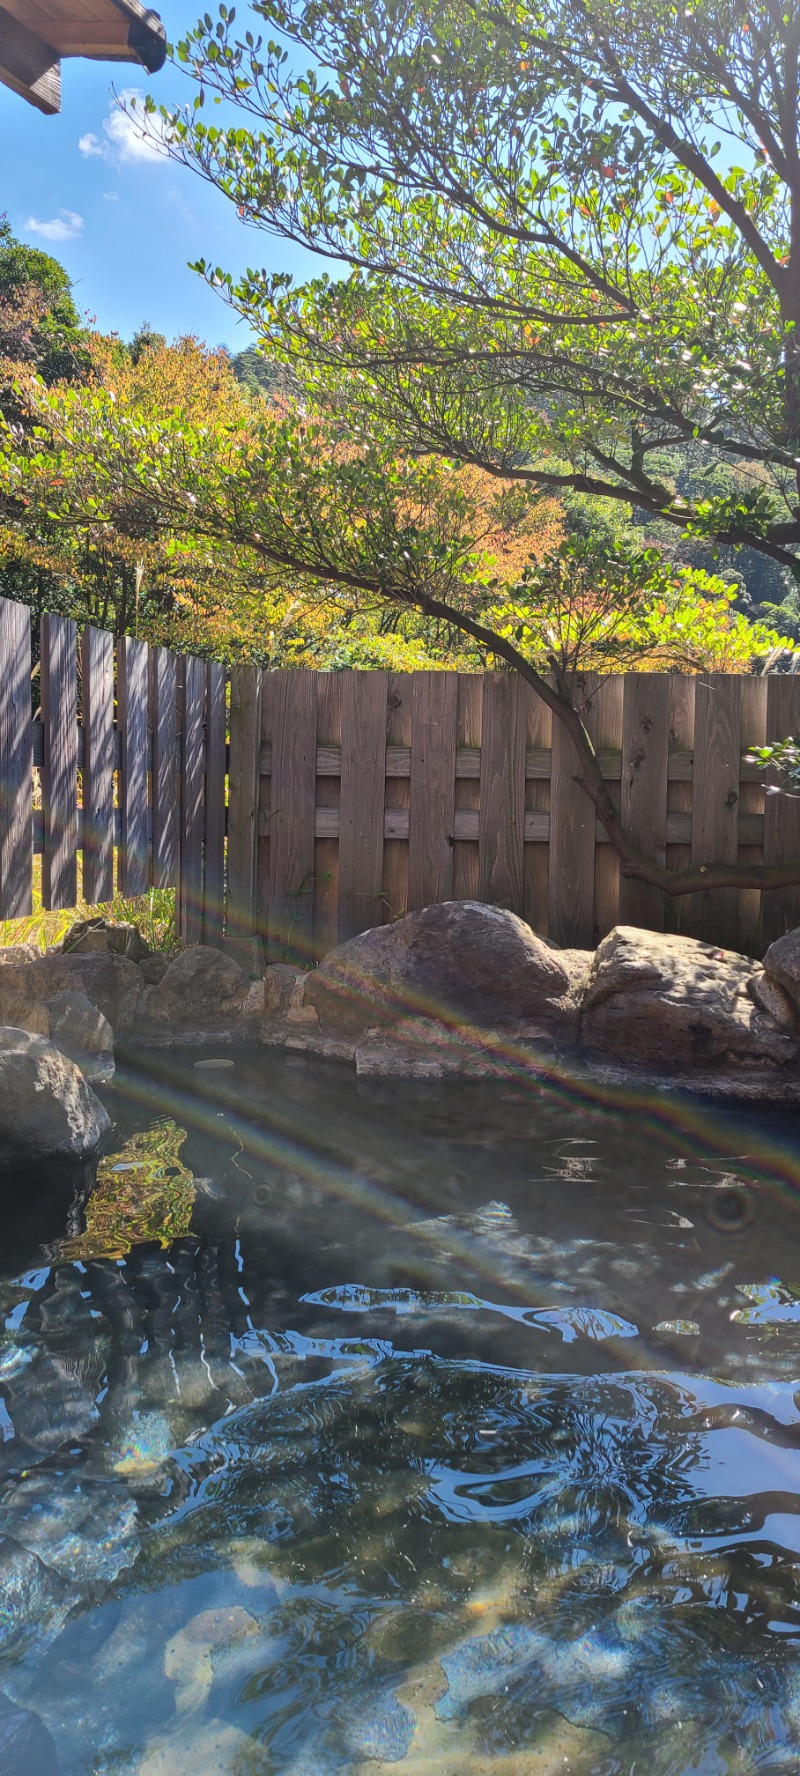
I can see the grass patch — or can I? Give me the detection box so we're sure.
[0,874,180,955]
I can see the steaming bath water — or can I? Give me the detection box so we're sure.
[3,1048,800,1773]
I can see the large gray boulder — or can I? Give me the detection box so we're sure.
[45,991,115,1083]
[139,945,250,1035]
[0,1030,110,1167]
[583,926,796,1074]
[0,953,143,1035]
[304,901,585,1040]
[763,928,800,1015]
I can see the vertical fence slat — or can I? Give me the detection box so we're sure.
[453,674,481,902]
[408,672,457,911]
[313,673,342,957]
[588,674,624,943]
[204,661,226,949]
[0,596,32,920]
[339,671,388,944]
[689,673,742,947]
[151,647,178,890]
[41,613,78,911]
[738,676,767,958]
[478,673,526,913]
[523,677,551,938]
[549,674,595,947]
[81,625,114,906]
[117,635,149,898]
[268,669,318,965]
[619,673,669,933]
[179,655,205,945]
[255,674,273,958]
[383,671,413,924]
[665,676,695,937]
[227,665,262,967]
[762,676,800,947]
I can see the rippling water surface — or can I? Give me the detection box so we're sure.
[4,1048,800,1773]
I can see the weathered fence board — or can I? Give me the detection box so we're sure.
[203,660,226,949]
[690,674,742,948]
[228,664,262,967]
[313,672,342,958]
[41,613,78,911]
[453,674,481,903]
[339,671,387,943]
[150,647,178,891]
[179,655,205,945]
[82,625,114,906]
[268,669,317,965]
[549,676,595,947]
[409,672,456,911]
[118,636,149,898]
[479,673,526,915]
[0,596,32,920]
[620,673,669,932]
[763,676,800,946]
[589,674,624,941]
[384,672,412,927]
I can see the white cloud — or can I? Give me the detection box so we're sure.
[102,191,119,202]
[79,89,171,166]
[24,209,84,243]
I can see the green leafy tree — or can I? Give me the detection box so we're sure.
[3,371,794,909]
[0,217,88,386]
[111,0,800,898]
[160,0,800,577]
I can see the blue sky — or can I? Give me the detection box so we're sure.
[0,0,318,351]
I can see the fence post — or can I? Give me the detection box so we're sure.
[150,646,178,890]
[117,636,149,897]
[178,654,205,945]
[227,665,262,969]
[0,596,32,920]
[267,670,318,966]
[203,661,227,949]
[82,625,115,906]
[41,613,78,911]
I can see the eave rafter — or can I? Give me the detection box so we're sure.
[0,0,166,115]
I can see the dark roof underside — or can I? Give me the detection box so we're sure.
[0,0,166,114]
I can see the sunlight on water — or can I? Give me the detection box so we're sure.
[2,1048,800,1773]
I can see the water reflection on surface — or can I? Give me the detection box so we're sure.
[2,1049,800,1772]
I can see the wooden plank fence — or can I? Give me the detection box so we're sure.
[3,594,800,960]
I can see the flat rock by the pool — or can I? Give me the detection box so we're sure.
[344,1694,417,1762]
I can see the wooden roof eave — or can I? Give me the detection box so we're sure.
[0,0,166,114]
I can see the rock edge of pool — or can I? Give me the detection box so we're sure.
[4,900,800,1165]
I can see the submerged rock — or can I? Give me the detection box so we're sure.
[0,1030,110,1168]
[0,1473,139,1586]
[344,1694,416,1763]
[139,1717,270,1776]
[0,1691,59,1775]
[436,1622,543,1720]
[0,1345,99,1472]
[305,901,584,1041]
[0,1535,76,1667]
